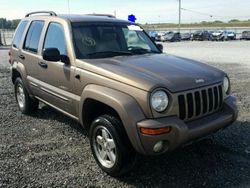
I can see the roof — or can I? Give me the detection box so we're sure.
[58,14,131,24]
[24,11,133,24]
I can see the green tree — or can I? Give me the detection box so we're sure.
[0,18,7,29]
[11,19,21,29]
[213,20,224,24]
[201,21,208,24]
[0,18,21,29]
[229,19,240,23]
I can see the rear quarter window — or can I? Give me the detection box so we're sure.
[12,21,28,49]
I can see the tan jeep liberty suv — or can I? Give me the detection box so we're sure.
[10,11,238,176]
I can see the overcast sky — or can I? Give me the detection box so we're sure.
[1,0,250,23]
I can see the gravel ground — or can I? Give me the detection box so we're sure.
[1,41,250,187]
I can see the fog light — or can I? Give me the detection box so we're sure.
[153,141,163,152]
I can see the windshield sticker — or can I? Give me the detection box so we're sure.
[127,25,143,31]
[82,37,96,47]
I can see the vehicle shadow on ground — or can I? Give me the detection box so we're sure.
[29,105,250,187]
[30,104,87,135]
[118,120,250,187]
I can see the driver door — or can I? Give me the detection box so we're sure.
[37,22,76,115]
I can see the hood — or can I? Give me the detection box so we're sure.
[77,54,224,92]
[193,32,202,36]
[212,32,223,36]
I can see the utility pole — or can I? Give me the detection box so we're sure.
[178,0,181,33]
[0,21,3,46]
[67,0,70,15]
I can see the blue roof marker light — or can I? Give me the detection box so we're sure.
[128,14,136,22]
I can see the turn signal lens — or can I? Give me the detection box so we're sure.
[140,127,171,135]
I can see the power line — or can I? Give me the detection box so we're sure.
[181,8,213,18]
[67,0,70,14]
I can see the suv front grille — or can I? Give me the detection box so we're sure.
[178,84,223,121]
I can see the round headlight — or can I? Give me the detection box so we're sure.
[151,90,169,112]
[223,76,230,94]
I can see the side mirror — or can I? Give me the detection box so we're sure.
[60,55,70,64]
[157,43,163,52]
[43,48,61,62]
[151,36,155,41]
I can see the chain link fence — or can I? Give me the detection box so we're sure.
[0,29,15,46]
[144,26,250,39]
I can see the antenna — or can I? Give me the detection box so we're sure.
[178,0,181,33]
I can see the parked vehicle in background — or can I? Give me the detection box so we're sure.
[192,30,210,41]
[240,31,250,40]
[208,31,215,40]
[155,32,165,41]
[211,30,225,41]
[162,32,181,42]
[224,31,236,40]
[147,31,158,41]
[181,33,191,41]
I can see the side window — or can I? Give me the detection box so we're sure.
[24,21,44,53]
[44,23,66,55]
[12,21,28,48]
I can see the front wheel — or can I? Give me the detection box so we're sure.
[14,77,38,114]
[89,115,136,176]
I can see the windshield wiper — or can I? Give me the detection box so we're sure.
[86,51,133,58]
[128,47,160,54]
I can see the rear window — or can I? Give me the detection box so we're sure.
[23,21,44,53]
[12,21,28,48]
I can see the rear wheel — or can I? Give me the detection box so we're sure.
[14,77,38,114]
[89,115,137,176]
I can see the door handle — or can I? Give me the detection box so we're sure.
[19,55,25,60]
[38,61,48,68]
[75,74,80,79]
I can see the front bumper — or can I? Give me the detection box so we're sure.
[137,96,238,155]
[192,36,203,40]
[211,35,224,40]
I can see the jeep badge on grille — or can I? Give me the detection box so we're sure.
[195,79,205,83]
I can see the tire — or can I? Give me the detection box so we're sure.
[89,114,137,176]
[14,77,39,114]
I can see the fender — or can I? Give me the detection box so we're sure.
[12,61,33,96]
[79,84,146,153]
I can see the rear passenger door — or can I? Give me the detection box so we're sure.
[37,22,76,115]
[21,20,45,96]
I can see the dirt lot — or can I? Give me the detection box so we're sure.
[1,41,250,187]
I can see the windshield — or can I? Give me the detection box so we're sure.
[165,33,174,38]
[72,23,160,59]
[194,31,202,34]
